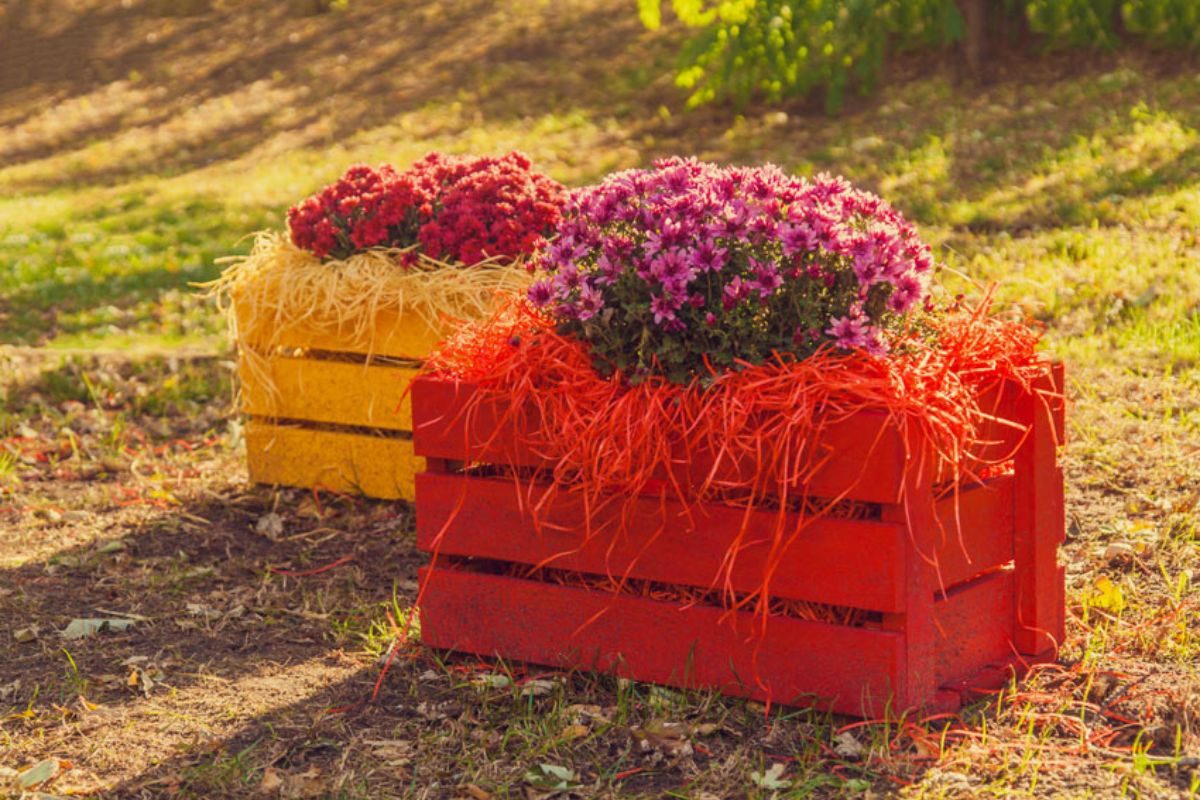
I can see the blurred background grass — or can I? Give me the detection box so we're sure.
[0,0,1197,382]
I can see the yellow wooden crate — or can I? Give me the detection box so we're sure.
[236,302,443,501]
[235,303,443,361]
[245,420,422,501]
[241,357,419,431]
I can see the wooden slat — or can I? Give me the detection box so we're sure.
[411,377,1036,507]
[235,302,445,361]
[967,379,1032,470]
[245,420,422,500]
[932,568,1015,687]
[411,377,910,505]
[241,356,417,430]
[419,565,905,716]
[880,433,939,713]
[1013,366,1066,655]
[415,471,907,612]
[931,476,1015,588]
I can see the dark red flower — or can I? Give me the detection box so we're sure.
[286,152,565,266]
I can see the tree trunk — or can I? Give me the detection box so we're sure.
[960,0,990,81]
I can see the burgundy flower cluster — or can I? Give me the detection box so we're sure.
[287,152,564,265]
[528,157,936,382]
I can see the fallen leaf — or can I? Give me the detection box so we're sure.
[365,739,413,765]
[472,673,512,689]
[631,719,693,757]
[14,627,37,643]
[1090,576,1127,613]
[62,618,135,640]
[259,766,283,794]
[520,678,557,697]
[641,719,688,740]
[126,665,159,696]
[18,759,61,790]
[833,730,864,759]
[280,766,323,799]
[255,513,285,539]
[186,603,222,620]
[750,762,791,789]
[463,783,492,800]
[523,763,578,791]
[560,724,589,741]
[1103,542,1135,567]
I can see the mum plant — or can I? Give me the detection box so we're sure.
[528,158,933,383]
[414,160,1065,713]
[210,150,566,364]
[288,151,564,266]
[204,151,566,502]
[428,157,1057,520]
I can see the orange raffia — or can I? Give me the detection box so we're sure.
[425,291,1052,633]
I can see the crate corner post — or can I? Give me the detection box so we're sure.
[1012,365,1067,659]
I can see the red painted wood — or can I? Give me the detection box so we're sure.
[967,379,1032,471]
[936,649,1055,708]
[932,568,1015,687]
[411,365,1065,715]
[880,434,938,712]
[1049,362,1067,446]
[411,376,1030,507]
[930,476,1015,589]
[419,565,905,717]
[415,471,907,612]
[1012,367,1066,655]
[412,377,909,505]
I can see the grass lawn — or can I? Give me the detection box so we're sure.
[1,1,1197,797]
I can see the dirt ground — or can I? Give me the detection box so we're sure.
[1,348,1197,799]
[1,0,1199,797]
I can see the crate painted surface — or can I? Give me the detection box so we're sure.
[413,364,1067,715]
[237,302,438,501]
[245,420,421,500]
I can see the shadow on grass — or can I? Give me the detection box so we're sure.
[0,479,430,793]
[0,0,656,191]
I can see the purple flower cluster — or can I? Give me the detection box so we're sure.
[527,158,935,381]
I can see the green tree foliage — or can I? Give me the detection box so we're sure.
[639,0,1200,111]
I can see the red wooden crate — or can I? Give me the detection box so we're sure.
[411,365,1066,717]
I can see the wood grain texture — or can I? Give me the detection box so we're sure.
[931,476,1015,589]
[241,356,418,430]
[415,471,907,611]
[419,565,904,717]
[931,568,1015,687]
[1013,366,1067,655]
[236,303,444,361]
[245,420,422,500]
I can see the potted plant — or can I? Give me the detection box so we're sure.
[411,158,1064,715]
[208,152,564,500]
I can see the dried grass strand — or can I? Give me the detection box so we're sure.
[201,230,533,409]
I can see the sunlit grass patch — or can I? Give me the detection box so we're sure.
[4,56,1200,353]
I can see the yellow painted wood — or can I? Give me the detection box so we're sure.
[241,356,417,430]
[234,301,444,361]
[245,420,422,501]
